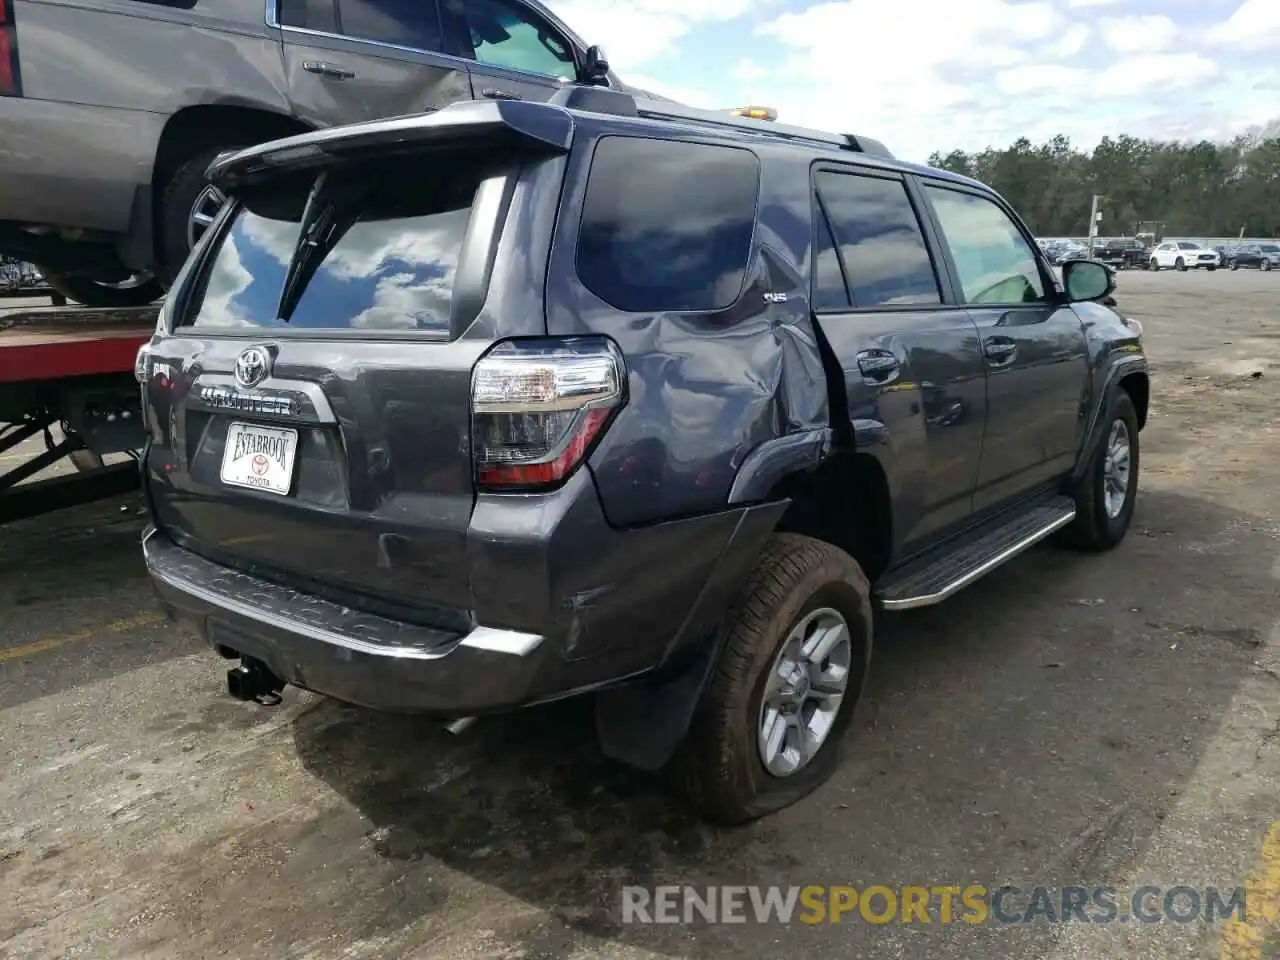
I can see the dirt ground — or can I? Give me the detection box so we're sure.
[1,270,1278,960]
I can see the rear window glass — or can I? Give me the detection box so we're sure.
[575,136,760,313]
[182,157,485,332]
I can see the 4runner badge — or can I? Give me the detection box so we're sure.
[234,346,271,389]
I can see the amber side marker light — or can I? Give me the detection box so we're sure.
[729,106,778,121]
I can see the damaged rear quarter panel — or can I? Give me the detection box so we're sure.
[545,135,828,528]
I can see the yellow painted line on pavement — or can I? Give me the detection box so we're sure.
[0,612,165,664]
[1221,821,1280,959]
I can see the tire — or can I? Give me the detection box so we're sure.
[1263,260,1272,272]
[1149,258,1159,271]
[1206,264,1216,272]
[157,142,246,286]
[1059,390,1140,552]
[1229,260,1239,271]
[1175,257,1186,271]
[670,534,873,824]
[38,268,164,308]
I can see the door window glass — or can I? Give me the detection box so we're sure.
[463,0,576,80]
[338,0,443,51]
[925,186,1046,305]
[814,172,940,308]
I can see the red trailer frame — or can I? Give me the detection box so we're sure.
[0,303,157,522]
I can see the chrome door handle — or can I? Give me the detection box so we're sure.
[303,61,355,79]
[856,349,900,383]
[984,339,1017,364]
[481,87,521,100]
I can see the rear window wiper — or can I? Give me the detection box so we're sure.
[275,171,370,324]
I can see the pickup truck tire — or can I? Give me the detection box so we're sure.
[1229,260,1239,270]
[38,269,164,308]
[671,533,872,824]
[1059,390,1140,552]
[158,144,245,286]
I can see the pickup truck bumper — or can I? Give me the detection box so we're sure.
[142,471,786,716]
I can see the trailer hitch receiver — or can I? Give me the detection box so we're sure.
[226,656,285,705]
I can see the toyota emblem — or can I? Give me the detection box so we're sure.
[234,346,271,389]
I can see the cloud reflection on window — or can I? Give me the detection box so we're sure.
[185,168,475,332]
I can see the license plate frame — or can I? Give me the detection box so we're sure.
[219,421,299,496]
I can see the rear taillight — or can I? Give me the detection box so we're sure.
[471,338,625,491]
[0,0,20,98]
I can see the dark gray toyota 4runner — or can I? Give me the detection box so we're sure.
[136,84,1149,824]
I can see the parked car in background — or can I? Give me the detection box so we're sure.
[1092,237,1151,270]
[0,0,657,307]
[1223,243,1280,271]
[1042,240,1089,265]
[1149,241,1219,271]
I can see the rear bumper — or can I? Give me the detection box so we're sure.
[143,471,787,715]
[145,526,550,715]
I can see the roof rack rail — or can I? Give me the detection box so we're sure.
[545,84,894,160]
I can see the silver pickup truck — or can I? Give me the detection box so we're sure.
[0,0,651,306]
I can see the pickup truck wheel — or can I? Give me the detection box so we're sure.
[1149,258,1159,271]
[1059,390,1140,552]
[1175,257,1187,271]
[1229,259,1239,270]
[157,143,244,285]
[671,534,872,824]
[37,268,164,308]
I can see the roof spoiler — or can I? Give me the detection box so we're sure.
[207,99,575,189]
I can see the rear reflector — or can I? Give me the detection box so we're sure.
[471,338,625,491]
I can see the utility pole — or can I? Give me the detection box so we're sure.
[1087,194,1102,254]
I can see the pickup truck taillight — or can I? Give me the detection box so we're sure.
[0,0,19,97]
[471,338,625,491]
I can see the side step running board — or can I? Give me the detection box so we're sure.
[876,496,1076,610]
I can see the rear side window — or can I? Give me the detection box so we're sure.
[813,171,940,309]
[576,137,760,313]
[181,155,486,332]
[338,0,443,51]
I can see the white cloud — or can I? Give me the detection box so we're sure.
[1101,15,1178,54]
[730,58,772,82]
[547,0,752,71]
[1095,53,1219,93]
[1207,0,1280,50]
[1066,0,1124,6]
[995,64,1085,96]
[1049,23,1091,58]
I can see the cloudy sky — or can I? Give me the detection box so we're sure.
[546,0,1280,163]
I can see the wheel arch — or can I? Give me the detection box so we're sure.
[766,450,895,585]
[153,103,313,191]
[1119,370,1149,430]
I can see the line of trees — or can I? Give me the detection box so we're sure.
[926,119,1280,239]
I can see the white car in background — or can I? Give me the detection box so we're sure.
[1149,241,1220,271]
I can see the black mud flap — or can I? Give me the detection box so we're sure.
[593,498,788,771]
[594,634,721,772]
